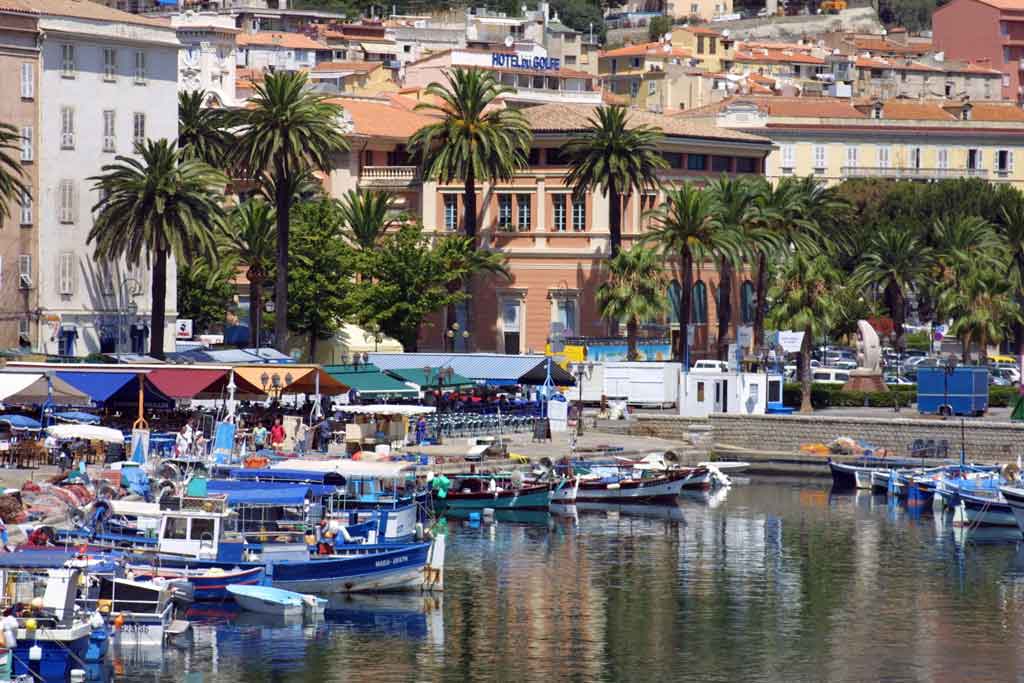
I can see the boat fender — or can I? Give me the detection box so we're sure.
[607,483,620,490]
[89,613,104,630]
[70,670,85,682]
[28,645,41,661]
[482,508,495,522]
[415,523,424,541]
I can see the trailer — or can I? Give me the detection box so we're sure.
[916,366,988,416]
[603,362,681,408]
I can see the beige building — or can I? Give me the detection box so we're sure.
[671,26,737,72]
[853,56,1003,101]
[664,0,733,23]
[685,96,1024,188]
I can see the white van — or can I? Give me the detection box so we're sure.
[691,360,729,373]
[811,368,850,384]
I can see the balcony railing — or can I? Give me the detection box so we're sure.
[358,166,420,188]
[841,166,989,180]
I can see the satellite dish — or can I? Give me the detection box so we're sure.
[663,32,672,42]
[722,28,730,37]
[504,35,514,48]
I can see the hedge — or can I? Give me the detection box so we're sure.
[782,383,1019,410]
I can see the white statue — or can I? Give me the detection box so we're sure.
[855,320,882,374]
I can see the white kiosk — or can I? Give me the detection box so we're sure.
[680,369,784,418]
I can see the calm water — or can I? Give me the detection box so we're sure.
[114,478,1024,682]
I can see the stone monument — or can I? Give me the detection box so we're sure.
[842,319,888,392]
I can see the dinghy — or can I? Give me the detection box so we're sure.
[227,585,305,618]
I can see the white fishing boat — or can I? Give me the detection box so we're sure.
[228,585,311,618]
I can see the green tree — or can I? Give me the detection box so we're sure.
[409,67,531,242]
[220,199,276,347]
[852,225,933,352]
[288,200,356,361]
[648,15,674,40]
[643,183,741,362]
[0,122,28,223]
[998,199,1024,357]
[235,70,349,350]
[596,246,667,360]
[89,139,225,359]
[337,189,400,251]
[562,106,667,257]
[767,251,844,413]
[940,262,1021,364]
[177,90,235,169]
[177,256,238,335]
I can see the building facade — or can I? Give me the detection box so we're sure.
[933,0,1021,101]
[236,31,326,71]
[0,0,181,357]
[172,11,239,106]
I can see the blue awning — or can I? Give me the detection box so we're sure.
[56,372,136,402]
[52,411,101,424]
[206,484,313,507]
[226,468,346,486]
[208,478,337,499]
[0,414,42,430]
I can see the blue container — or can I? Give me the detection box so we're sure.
[916,366,989,417]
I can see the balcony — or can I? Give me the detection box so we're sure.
[358,166,420,189]
[841,166,989,180]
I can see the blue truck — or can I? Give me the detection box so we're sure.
[916,366,989,416]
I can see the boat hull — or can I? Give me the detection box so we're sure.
[437,485,552,511]
[828,461,861,490]
[575,470,700,503]
[130,566,265,601]
[228,586,303,617]
[12,622,91,681]
[999,486,1024,533]
[955,493,1019,528]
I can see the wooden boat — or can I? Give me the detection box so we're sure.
[575,468,706,503]
[228,585,304,617]
[128,565,265,602]
[435,477,552,511]
[954,490,1019,529]
[998,486,1024,533]
[828,460,872,490]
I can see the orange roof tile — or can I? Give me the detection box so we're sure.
[956,0,1024,10]
[851,37,931,54]
[601,42,692,59]
[327,96,440,139]
[237,32,327,51]
[962,102,1024,121]
[734,49,825,65]
[685,26,722,36]
[0,0,169,27]
[878,100,956,120]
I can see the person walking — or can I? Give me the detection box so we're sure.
[270,416,286,450]
[252,421,269,452]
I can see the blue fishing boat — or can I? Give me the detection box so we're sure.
[954,490,1019,529]
[128,565,265,601]
[998,485,1024,533]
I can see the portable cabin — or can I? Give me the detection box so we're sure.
[680,371,783,417]
[917,366,989,416]
[603,362,682,408]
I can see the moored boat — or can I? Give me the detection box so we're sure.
[575,468,706,503]
[227,585,304,618]
[954,490,1019,529]
[128,565,265,602]
[434,477,552,511]
[998,485,1024,533]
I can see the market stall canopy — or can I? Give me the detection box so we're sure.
[209,484,314,507]
[368,353,576,387]
[385,367,474,389]
[52,411,101,424]
[323,364,418,399]
[47,424,125,444]
[0,414,42,430]
[233,366,349,396]
[339,404,435,416]
[167,347,295,365]
[0,372,91,407]
[144,367,265,400]
[55,371,137,403]
[270,458,415,478]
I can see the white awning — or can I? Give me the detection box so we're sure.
[47,424,125,444]
[340,404,435,416]
[108,500,162,518]
[272,458,415,478]
[0,373,43,402]
[360,41,400,55]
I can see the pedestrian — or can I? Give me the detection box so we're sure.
[319,418,332,453]
[415,415,428,445]
[270,416,286,450]
[0,607,17,681]
[175,424,191,458]
[252,421,268,451]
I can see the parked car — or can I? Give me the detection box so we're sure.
[989,363,1021,384]
[990,367,1019,386]
[810,368,851,384]
[884,374,914,386]
[691,360,729,373]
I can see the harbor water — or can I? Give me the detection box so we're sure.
[118,478,1024,682]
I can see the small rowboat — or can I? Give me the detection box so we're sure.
[227,585,305,617]
[129,565,265,602]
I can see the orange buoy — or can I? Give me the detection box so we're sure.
[113,613,124,629]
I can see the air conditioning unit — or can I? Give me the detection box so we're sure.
[19,273,32,289]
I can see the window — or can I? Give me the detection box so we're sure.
[19,127,32,162]
[59,180,75,224]
[565,55,576,65]
[900,70,907,82]
[103,48,117,81]
[20,63,33,99]
[663,152,683,169]
[740,280,755,324]
[18,255,31,289]
[58,252,75,295]
[1002,21,1010,37]
[630,80,640,98]
[733,157,756,174]
[999,149,1014,174]
[528,148,542,166]
[133,112,146,148]
[553,194,567,232]
[692,281,708,324]
[968,148,982,170]
[572,199,586,231]
[909,147,921,169]
[711,155,730,172]
[517,194,531,231]
[610,58,617,75]
[813,145,826,170]
[61,44,75,77]
[709,38,717,55]
[697,35,704,53]
[648,79,656,97]
[103,110,116,152]
[60,107,75,149]
[877,145,890,168]
[501,299,521,355]
[945,82,953,98]
[845,145,858,168]
[498,194,513,229]
[631,57,641,69]
[781,144,795,171]
[19,188,31,226]
[165,517,188,540]
[190,518,215,541]
[18,319,29,343]
[134,50,147,83]
[687,154,707,171]
[443,195,457,231]
[555,298,577,336]
[938,147,949,169]
[697,381,705,402]
[668,280,681,323]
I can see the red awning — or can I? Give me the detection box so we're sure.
[146,369,228,399]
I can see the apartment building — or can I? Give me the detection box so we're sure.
[686,96,1024,188]
[236,31,327,71]
[598,42,728,112]
[671,26,737,72]
[934,0,1024,101]
[853,56,1002,101]
[0,0,180,356]
[172,11,239,105]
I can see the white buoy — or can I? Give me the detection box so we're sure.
[415,522,424,540]
[482,507,495,522]
[29,644,41,661]
[71,669,86,682]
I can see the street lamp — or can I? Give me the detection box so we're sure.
[573,361,595,436]
[446,322,469,352]
[118,276,141,360]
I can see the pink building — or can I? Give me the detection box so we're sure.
[933,0,1022,101]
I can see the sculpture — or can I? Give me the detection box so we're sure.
[855,320,882,374]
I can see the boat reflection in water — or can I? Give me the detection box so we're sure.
[441,508,553,527]
[327,594,444,647]
[555,501,688,523]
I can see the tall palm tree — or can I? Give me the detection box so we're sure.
[0,122,28,223]
[932,214,1001,279]
[767,251,844,413]
[89,139,225,359]
[642,183,741,362]
[707,175,759,360]
[561,106,667,257]
[177,90,235,169]
[234,70,348,351]
[337,189,399,250]
[853,226,933,352]
[940,261,1021,364]
[998,201,1024,358]
[596,246,667,360]
[408,67,531,241]
[221,199,276,348]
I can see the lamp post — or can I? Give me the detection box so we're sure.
[425,365,454,444]
[446,322,469,353]
[259,369,293,402]
[118,276,141,360]
[573,361,594,436]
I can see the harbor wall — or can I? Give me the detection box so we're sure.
[599,413,1024,465]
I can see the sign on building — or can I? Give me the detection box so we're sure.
[491,53,561,70]
[176,319,193,340]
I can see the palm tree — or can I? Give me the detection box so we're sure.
[0,122,27,223]
[642,183,741,362]
[177,90,235,169]
[221,199,276,347]
[932,214,1001,279]
[337,189,399,250]
[408,67,531,241]
[707,175,759,360]
[998,201,1024,358]
[234,70,348,351]
[596,246,667,360]
[89,139,225,359]
[561,106,667,257]
[853,225,933,352]
[767,251,844,413]
[940,261,1021,364]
